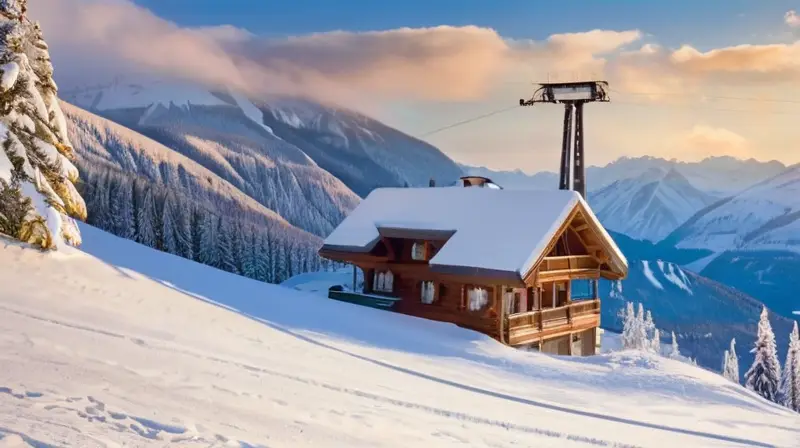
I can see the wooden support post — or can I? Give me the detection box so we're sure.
[498,286,506,344]
[352,264,357,291]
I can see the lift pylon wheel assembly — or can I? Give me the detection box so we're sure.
[520,81,609,199]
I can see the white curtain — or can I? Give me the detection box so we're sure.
[385,271,394,291]
[412,242,425,260]
[377,272,386,291]
[468,287,489,311]
[421,281,435,304]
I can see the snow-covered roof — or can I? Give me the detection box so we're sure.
[322,187,628,278]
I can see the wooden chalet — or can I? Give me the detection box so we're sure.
[318,186,628,356]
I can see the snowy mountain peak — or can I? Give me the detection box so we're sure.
[588,167,717,242]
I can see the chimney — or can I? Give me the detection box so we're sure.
[429,178,436,187]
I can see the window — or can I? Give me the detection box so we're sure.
[420,281,435,304]
[411,241,426,261]
[570,279,597,300]
[373,270,394,293]
[467,287,489,311]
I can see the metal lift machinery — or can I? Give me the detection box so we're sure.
[519,81,609,199]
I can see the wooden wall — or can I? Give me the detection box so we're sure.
[391,274,500,339]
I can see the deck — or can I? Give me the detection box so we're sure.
[506,299,600,346]
[328,290,401,310]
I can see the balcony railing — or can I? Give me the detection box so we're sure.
[506,299,600,332]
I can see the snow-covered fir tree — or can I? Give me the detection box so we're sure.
[173,199,192,259]
[634,304,649,350]
[135,184,156,247]
[651,329,661,354]
[723,338,739,383]
[160,195,177,255]
[0,0,86,248]
[621,302,637,349]
[744,307,781,403]
[669,331,681,359]
[779,321,800,412]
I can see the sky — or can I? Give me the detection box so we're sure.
[28,0,800,173]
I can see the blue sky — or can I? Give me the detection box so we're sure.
[134,0,793,47]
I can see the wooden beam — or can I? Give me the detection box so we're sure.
[572,224,590,232]
[380,237,396,260]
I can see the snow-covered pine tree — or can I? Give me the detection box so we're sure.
[634,303,648,350]
[217,217,237,274]
[651,328,661,354]
[135,183,156,247]
[723,338,739,383]
[196,213,217,267]
[621,302,636,350]
[160,195,177,255]
[241,226,257,279]
[114,179,134,239]
[173,199,192,260]
[255,232,270,282]
[779,321,800,411]
[744,307,782,403]
[669,331,681,359]
[644,310,655,339]
[0,0,86,248]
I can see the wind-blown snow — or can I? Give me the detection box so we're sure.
[324,187,627,276]
[230,91,274,135]
[63,78,228,111]
[641,261,664,290]
[0,224,796,447]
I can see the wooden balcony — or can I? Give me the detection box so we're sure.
[537,255,604,282]
[506,299,600,346]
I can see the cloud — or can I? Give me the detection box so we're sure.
[669,126,753,161]
[28,0,641,103]
[786,10,800,28]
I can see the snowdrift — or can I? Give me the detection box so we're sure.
[0,223,797,447]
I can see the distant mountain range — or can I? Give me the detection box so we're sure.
[62,78,462,201]
[462,157,788,244]
[462,156,786,197]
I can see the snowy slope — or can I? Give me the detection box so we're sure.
[588,168,717,242]
[60,95,360,239]
[61,77,463,199]
[0,224,797,447]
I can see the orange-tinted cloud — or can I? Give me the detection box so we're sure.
[29,0,641,103]
[668,125,753,161]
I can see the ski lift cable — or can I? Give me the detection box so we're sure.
[417,105,520,138]
[416,92,800,140]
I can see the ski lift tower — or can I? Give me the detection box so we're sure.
[519,81,609,199]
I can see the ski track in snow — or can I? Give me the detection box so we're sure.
[657,261,692,295]
[641,261,664,290]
